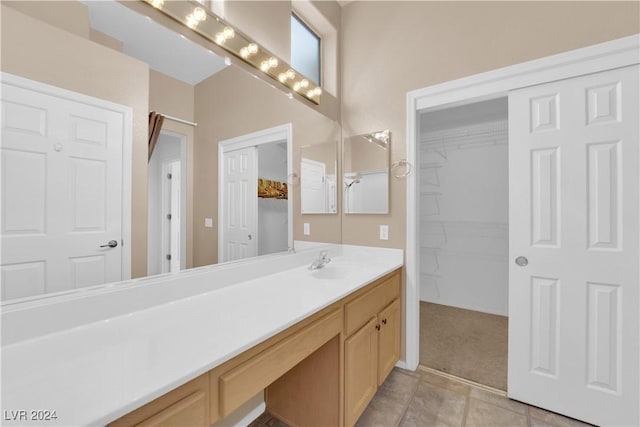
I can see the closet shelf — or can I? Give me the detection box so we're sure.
[421,248,508,262]
[420,119,508,152]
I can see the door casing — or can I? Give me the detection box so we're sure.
[218,124,293,263]
[404,35,640,375]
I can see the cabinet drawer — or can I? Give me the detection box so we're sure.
[345,272,400,336]
[218,308,342,417]
[136,391,207,427]
[108,375,209,427]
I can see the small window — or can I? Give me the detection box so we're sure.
[291,13,321,86]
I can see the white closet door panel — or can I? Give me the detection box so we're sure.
[508,65,639,426]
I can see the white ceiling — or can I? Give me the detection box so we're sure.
[81,0,227,85]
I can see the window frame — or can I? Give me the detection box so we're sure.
[291,11,323,87]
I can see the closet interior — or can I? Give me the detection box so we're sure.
[418,97,509,390]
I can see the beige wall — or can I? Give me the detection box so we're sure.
[302,143,337,175]
[1,4,150,278]
[3,0,90,38]
[345,135,388,173]
[193,67,341,267]
[340,1,640,250]
[148,70,196,269]
[90,29,124,52]
[223,1,291,62]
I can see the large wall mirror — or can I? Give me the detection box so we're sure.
[343,130,390,214]
[0,0,341,303]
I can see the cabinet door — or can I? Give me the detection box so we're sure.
[345,316,379,427]
[378,299,400,386]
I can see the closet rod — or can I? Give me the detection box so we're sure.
[162,113,197,127]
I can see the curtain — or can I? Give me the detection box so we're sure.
[148,111,165,161]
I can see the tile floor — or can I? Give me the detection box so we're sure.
[250,367,593,427]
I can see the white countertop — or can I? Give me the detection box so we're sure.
[1,245,403,426]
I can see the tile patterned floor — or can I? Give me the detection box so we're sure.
[251,367,593,427]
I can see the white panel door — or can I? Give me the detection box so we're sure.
[300,157,326,213]
[508,65,639,426]
[222,146,257,262]
[1,81,125,300]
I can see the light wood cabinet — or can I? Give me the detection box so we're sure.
[345,317,379,427]
[377,298,401,386]
[344,273,402,427]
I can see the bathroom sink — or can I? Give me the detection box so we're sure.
[311,264,353,280]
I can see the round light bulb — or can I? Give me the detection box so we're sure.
[293,82,301,91]
[285,69,296,80]
[268,57,278,68]
[223,27,235,39]
[260,61,270,72]
[248,43,258,54]
[300,79,309,88]
[313,87,322,96]
[186,15,198,29]
[240,47,249,58]
[193,7,206,21]
[306,90,315,98]
[215,33,226,44]
[278,73,288,83]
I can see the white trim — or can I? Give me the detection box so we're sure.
[0,72,134,281]
[404,34,640,373]
[218,124,293,263]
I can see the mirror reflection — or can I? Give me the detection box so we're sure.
[343,130,390,214]
[0,0,341,302]
[300,142,338,214]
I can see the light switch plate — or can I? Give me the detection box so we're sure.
[304,223,310,235]
[205,218,213,228]
[380,225,389,240]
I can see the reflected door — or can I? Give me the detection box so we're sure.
[301,157,326,213]
[508,65,639,426]
[1,79,125,300]
[221,146,257,262]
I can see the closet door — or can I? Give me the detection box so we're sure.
[508,65,639,426]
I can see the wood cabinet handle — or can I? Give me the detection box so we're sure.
[375,324,380,331]
[382,318,387,325]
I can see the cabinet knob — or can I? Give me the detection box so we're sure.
[375,324,380,331]
[382,318,387,325]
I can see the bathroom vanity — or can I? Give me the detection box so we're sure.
[1,245,403,427]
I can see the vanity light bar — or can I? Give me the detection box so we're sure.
[143,0,322,104]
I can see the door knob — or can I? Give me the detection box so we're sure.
[248,234,252,240]
[100,240,118,248]
[515,256,528,267]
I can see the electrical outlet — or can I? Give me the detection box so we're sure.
[204,218,213,228]
[304,223,311,235]
[380,225,389,240]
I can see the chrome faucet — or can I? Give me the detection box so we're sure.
[309,250,331,270]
